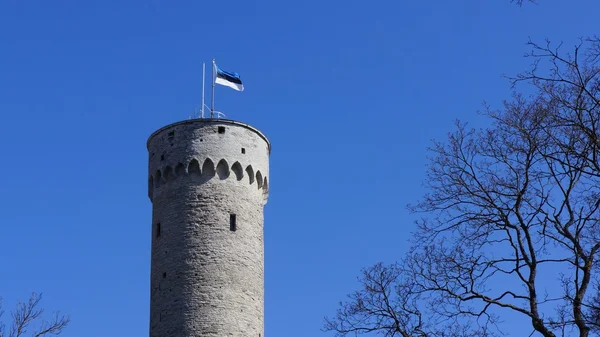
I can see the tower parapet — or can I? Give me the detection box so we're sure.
[147,118,270,337]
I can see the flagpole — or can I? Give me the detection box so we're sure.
[201,62,205,119]
[211,58,215,118]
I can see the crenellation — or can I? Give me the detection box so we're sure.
[149,156,269,196]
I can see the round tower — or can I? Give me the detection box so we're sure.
[147,118,270,337]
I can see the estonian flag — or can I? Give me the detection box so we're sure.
[215,65,244,91]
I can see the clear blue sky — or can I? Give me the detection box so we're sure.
[0,1,598,336]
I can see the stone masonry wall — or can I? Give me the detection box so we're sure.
[147,119,270,337]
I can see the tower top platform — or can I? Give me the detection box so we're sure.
[147,118,271,154]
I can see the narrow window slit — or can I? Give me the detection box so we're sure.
[230,214,237,231]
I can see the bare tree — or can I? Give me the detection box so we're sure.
[324,38,600,337]
[511,38,600,335]
[323,263,427,337]
[0,293,70,337]
[323,263,494,337]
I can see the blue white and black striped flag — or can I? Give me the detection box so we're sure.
[215,65,244,91]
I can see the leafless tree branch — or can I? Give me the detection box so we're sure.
[0,293,70,337]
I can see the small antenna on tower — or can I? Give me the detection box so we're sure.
[201,62,206,118]
[194,104,203,119]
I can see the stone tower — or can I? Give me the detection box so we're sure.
[147,118,270,337]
